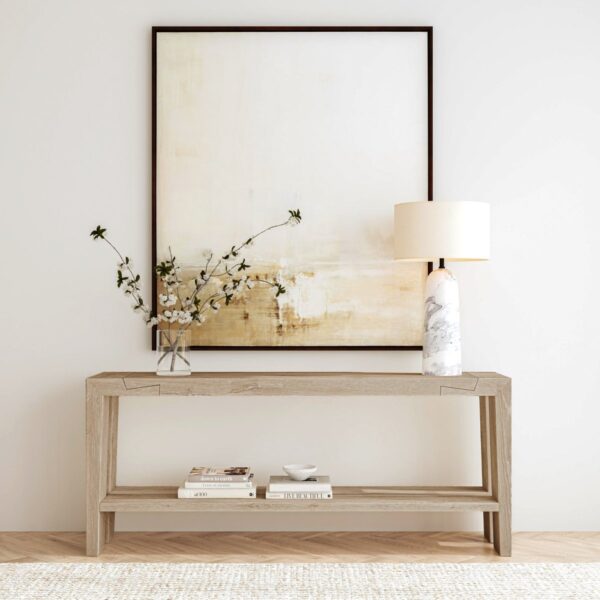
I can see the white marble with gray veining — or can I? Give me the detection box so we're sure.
[423,268,462,376]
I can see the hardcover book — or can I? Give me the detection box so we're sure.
[265,491,332,500]
[185,474,254,489]
[177,485,257,499]
[268,475,332,493]
[187,466,251,482]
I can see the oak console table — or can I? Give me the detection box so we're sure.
[86,371,511,557]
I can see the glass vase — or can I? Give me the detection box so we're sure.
[156,328,191,376]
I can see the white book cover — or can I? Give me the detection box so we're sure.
[268,475,332,493]
[187,466,251,482]
[265,491,332,500]
[185,474,254,489]
[178,484,256,499]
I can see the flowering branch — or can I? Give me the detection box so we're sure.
[90,226,153,324]
[89,209,302,333]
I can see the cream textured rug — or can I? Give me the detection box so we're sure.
[1,563,599,599]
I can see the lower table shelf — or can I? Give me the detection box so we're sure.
[100,485,499,513]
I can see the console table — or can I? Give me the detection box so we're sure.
[86,371,511,557]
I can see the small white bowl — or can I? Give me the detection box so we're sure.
[283,464,317,481]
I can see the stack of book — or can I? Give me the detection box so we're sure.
[177,466,256,499]
[265,475,332,500]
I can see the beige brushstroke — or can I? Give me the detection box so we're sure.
[159,261,425,347]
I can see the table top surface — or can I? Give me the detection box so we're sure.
[86,371,510,397]
[89,371,508,380]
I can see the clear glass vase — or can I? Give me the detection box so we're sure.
[156,329,191,376]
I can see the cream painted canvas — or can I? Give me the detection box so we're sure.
[154,28,430,348]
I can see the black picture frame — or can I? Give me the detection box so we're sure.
[152,26,433,351]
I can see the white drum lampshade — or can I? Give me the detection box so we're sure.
[394,201,490,376]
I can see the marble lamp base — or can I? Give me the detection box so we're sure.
[423,267,462,376]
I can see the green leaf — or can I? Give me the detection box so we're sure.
[90,225,106,240]
[116,270,128,288]
[155,261,173,277]
[288,209,302,223]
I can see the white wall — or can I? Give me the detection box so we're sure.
[1,0,599,532]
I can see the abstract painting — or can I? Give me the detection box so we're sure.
[153,27,432,348]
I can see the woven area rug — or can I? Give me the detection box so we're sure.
[1,563,599,599]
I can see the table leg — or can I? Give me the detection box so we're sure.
[479,396,493,543]
[489,385,512,556]
[86,392,119,556]
[104,396,119,543]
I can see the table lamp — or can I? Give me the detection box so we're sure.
[394,201,490,376]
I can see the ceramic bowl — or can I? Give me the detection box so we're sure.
[283,464,317,481]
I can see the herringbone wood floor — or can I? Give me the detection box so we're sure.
[1,532,598,563]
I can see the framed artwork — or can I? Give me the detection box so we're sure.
[152,26,432,349]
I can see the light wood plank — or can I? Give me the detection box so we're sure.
[490,383,512,556]
[2,532,598,564]
[100,486,499,513]
[87,371,511,399]
[85,390,108,557]
[104,397,119,543]
[106,397,119,493]
[479,395,493,543]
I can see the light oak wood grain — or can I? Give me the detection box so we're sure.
[85,371,512,557]
[85,388,107,557]
[479,396,493,544]
[100,486,499,513]
[87,371,510,398]
[490,382,512,556]
[1,532,597,564]
[104,397,119,544]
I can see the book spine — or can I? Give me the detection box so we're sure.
[187,476,250,482]
[266,491,332,500]
[269,485,332,493]
[185,481,254,489]
[178,488,257,499]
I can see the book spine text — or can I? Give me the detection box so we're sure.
[178,488,257,499]
[265,491,332,500]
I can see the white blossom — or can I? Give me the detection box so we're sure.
[159,293,177,307]
[178,312,193,325]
